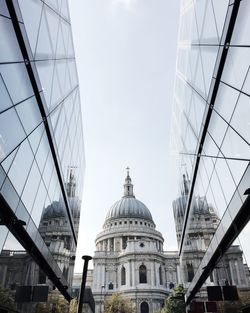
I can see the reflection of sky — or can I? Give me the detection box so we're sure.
[2,230,25,252]
[68,0,181,271]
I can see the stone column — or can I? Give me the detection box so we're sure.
[132,261,136,286]
[229,260,236,285]
[235,260,241,286]
[150,262,154,285]
[129,260,132,286]
[102,263,106,287]
[154,262,157,286]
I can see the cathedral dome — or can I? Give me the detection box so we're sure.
[106,197,153,222]
[104,169,154,223]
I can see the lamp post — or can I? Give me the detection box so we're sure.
[77,255,92,313]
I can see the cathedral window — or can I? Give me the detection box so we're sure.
[159,266,163,285]
[135,221,138,224]
[187,262,194,282]
[108,282,113,290]
[139,265,147,283]
[121,266,126,285]
[130,221,132,224]
[122,236,128,249]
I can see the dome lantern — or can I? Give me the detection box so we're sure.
[104,168,155,225]
[123,167,135,198]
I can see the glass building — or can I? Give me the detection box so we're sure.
[172,0,250,308]
[0,1,85,312]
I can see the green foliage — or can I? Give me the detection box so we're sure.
[104,292,135,313]
[69,297,78,313]
[161,284,185,313]
[0,284,15,310]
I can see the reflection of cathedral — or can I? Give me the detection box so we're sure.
[0,169,81,299]
[173,174,249,293]
[91,170,180,313]
[38,169,81,288]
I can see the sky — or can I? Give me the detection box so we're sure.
[68,0,181,272]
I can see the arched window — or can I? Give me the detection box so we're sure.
[121,266,126,285]
[187,262,194,282]
[159,266,163,285]
[141,301,149,313]
[108,282,113,290]
[139,264,147,283]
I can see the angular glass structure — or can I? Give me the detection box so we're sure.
[172,0,250,307]
[0,1,85,311]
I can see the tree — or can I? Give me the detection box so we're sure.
[0,284,15,311]
[34,290,69,313]
[104,292,135,313]
[161,284,185,313]
[69,297,78,313]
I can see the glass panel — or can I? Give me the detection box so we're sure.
[213,158,237,206]
[0,2,10,17]
[221,126,250,160]
[35,5,59,60]
[230,0,250,46]
[221,47,250,90]
[0,226,8,252]
[18,0,43,55]
[28,123,44,155]
[1,177,19,211]
[15,96,42,135]
[1,147,18,174]
[0,165,6,188]
[35,60,54,108]
[55,22,67,58]
[31,179,47,227]
[230,93,250,145]
[7,139,34,195]
[0,108,26,162]
[211,0,229,41]
[21,161,41,213]
[187,91,206,137]
[0,63,34,104]
[15,200,30,225]
[203,132,219,157]
[60,0,70,22]
[2,232,24,251]
[226,159,248,190]
[50,62,63,109]
[35,130,50,174]
[209,165,227,216]
[200,45,219,96]
[199,0,219,44]
[41,151,54,190]
[0,16,23,62]
[208,111,228,150]
[0,74,13,113]
[213,82,239,122]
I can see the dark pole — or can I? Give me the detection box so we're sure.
[77,255,92,313]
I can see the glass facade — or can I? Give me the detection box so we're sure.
[172,0,250,309]
[0,1,85,312]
